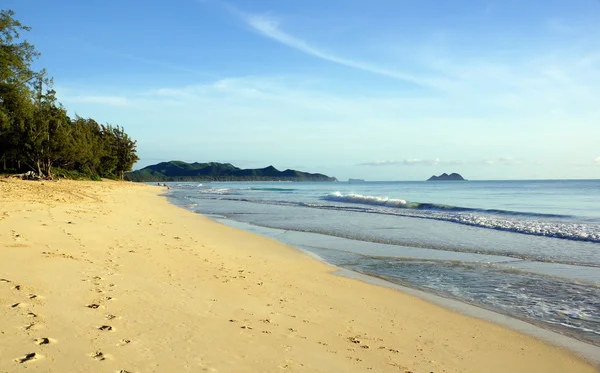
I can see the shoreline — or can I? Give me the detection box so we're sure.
[338,269,600,364]
[1,179,598,372]
[201,214,600,365]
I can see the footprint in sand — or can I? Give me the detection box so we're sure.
[117,338,131,346]
[91,351,105,361]
[348,336,362,344]
[86,304,101,309]
[98,325,114,331]
[34,337,50,345]
[0,278,11,283]
[15,352,38,363]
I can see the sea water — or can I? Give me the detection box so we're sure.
[164,180,600,346]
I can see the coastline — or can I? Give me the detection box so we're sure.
[1,179,597,372]
[207,216,600,364]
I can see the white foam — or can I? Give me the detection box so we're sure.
[322,193,600,242]
[325,192,407,207]
[446,213,600,242]
[199,188,230,195]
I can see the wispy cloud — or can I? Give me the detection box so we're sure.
[483,2,494,16]
[74,38,216,78]
[360,158,529,167]
[65,95,131,107]
[360,157,529,167]
[232,5,600,113]
[595,156,600,165]
[357,158,462,167]
[545,18,576,35]
[483,157,522,165]
[236,11,447,89]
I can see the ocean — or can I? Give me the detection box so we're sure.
[163,180,600,346]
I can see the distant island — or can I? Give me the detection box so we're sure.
[427,173,466,181]
[348,178,365,183]
[125,161,337,182]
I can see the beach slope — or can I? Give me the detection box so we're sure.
[0,179,596,372]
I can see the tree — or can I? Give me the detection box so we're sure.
[0,10,40,85]
[103,125,139,179]
[0,10,139,180]
[0,9,40,171]
[70,116,103,174]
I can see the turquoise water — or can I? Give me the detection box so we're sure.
[164,180,600,345]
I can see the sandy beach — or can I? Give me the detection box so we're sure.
[0,179,597,373]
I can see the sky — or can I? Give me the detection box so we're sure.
[4,0,600,180]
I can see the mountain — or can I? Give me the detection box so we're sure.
[124,161,337,182]
[427,173,466,181]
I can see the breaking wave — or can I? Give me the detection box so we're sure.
[322,192,571,218]
[316,192,599,243]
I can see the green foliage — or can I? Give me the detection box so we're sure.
[0,10,138,180]
[125,161,337,182]
[53,168,86,180]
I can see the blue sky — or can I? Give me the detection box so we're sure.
[5,0,600,180]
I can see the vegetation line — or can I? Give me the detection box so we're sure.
[0,10,138,180]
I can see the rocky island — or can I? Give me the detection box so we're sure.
[427,173,466,181]
[125,161,337,182]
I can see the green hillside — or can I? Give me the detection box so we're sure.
[125,161,337,182]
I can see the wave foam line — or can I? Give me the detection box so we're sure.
[325,192,408,208]
[187,194,600,244]
[323,192,571,218]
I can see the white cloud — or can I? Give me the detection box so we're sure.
[483,3,494,16]
[404,158,440,166]
[595,156,600,165]
[234,8,600,123]
[54,73,599,181]
[546,18,575,35]
[357,158,463,167]
[484,157,522,166]
[240,12,448,89]
[65,95,131,107]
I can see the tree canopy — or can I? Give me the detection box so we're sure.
[0,9,138,179]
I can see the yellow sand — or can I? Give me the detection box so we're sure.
[0,178,596,373]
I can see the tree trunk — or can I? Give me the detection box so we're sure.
[47,161,53,180]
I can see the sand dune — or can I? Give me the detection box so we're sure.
[0,178,597,372]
